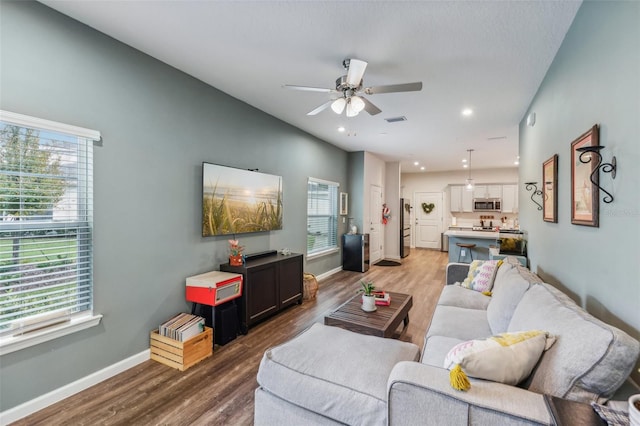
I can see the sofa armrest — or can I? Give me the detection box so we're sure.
[387,362,552,425]
[446,263,470,285]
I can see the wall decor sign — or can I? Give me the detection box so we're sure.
[543,154,558,223]
[571,125,599,227]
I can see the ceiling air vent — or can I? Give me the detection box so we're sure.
[384,116,407,123]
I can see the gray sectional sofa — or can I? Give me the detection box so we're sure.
[254,258,640,425]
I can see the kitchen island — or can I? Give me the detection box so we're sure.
[444,229,527,265]
[444,229,499,263]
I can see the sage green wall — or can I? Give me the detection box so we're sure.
[0,1,347,410]
[519,1,639,380]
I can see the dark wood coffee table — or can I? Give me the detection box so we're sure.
[324,291,412,338]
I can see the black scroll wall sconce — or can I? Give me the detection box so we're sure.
[524,182,543,210]
[575,146,617,203]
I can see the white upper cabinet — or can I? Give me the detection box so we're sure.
[461,188,473,212]
[501,184,518,213]
[473,185,502,199]
[450,185,474,212]
[450,185,462,212]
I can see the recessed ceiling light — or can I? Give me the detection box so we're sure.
[337,126,345,132]
[462,108,473,117]
[514,160,520,165]
[462,159,467,163]
[414,161,419,166]
[420,166,425,171]
[463,164,468,168]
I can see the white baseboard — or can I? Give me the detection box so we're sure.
[0,349,150,426]
[316,266,342,281]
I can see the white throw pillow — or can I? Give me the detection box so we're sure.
[460,260,502,293]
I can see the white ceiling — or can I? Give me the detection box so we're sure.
[40,0,581,173]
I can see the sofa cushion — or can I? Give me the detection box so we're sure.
[426,305,493,342]
[437,285,491,310]
[257,323,420,425]
[421,335,465,367]
[508,284,640,403]
[486,266,532,334]
[443,330,556,390]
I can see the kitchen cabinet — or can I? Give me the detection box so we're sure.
[221,252,303,333]
[461,187,473,212]
[449,185,473,212]
[473,185,502,199]
[450,185,462,212]
[502,184,518,213]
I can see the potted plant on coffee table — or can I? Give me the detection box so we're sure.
[360,280,376,312]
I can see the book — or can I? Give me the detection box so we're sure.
[375,293,391,306]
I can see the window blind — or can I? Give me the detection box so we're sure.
[0,111,97,337]
[307,178,339,256]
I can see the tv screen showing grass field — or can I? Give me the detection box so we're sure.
[202,163,283,237]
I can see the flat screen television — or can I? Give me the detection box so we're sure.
[202,162,283,237]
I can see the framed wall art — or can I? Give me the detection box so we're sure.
[340,192,348,215]
[543,154,558,223]
[571,124,599,227]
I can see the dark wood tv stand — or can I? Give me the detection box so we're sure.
[220,252,303,333]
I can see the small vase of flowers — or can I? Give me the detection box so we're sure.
[228,239,244,266]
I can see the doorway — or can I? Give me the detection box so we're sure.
[413,192,443,250]
[369,185,382,263]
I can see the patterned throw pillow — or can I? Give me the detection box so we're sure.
[443,330,556,391]
[460,260,502,293]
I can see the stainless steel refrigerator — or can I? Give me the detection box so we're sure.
[400,198,411,258]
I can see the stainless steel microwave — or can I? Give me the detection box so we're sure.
[473,198,502,212]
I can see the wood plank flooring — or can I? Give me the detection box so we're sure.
[12,248,448,426]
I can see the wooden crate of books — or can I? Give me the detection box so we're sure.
[150,326,213,371]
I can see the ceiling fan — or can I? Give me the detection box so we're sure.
[283,59,422,117]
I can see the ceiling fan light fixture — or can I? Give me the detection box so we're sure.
[345,102,359,117]
[350,96,365,113]
[331,98,346,114]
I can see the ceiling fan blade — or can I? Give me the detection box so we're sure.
[364,82,423,95]
[361,97,382,115]
[283,84,335,93]
[307,100,334,116]
[346,59,368,87]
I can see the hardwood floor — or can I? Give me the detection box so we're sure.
[13,248,448,426]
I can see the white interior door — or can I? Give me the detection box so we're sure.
[414,192,443,249]
[369,185,382,262]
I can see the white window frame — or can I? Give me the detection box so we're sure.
[306,177,339,259]
[0,110,102,355]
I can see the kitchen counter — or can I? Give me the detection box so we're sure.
[444,229,499,239]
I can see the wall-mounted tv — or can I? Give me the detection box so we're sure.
[202,162,283,237]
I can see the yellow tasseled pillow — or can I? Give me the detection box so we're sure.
[443,330,556,391]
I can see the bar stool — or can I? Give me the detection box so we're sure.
[457,243,476,263]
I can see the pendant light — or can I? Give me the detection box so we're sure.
[465,149,475,191]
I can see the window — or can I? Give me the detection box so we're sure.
[0,110,101,354]
[307,178,339,257]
